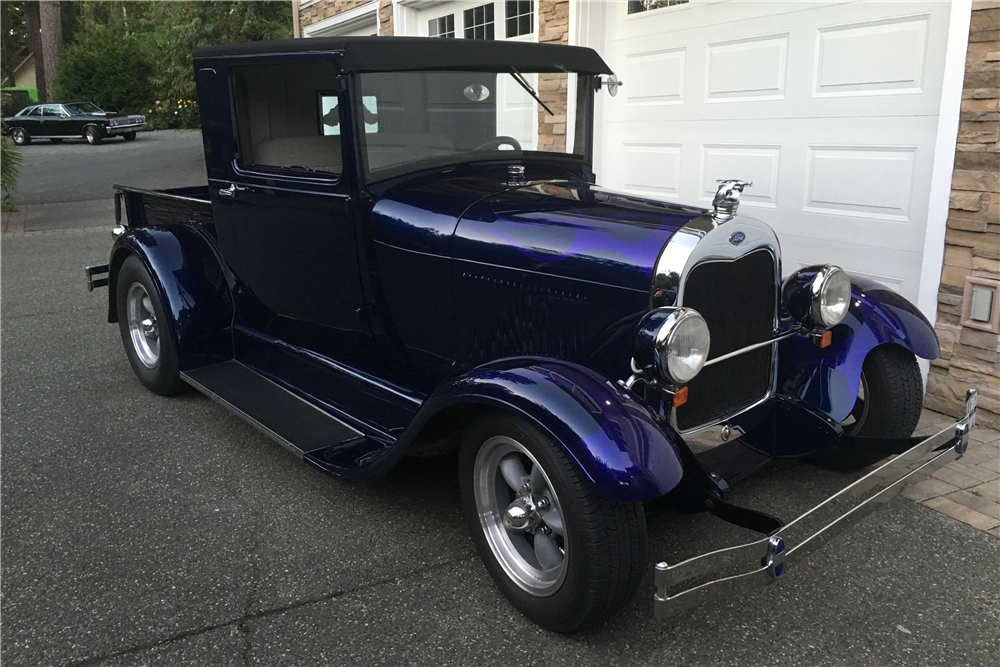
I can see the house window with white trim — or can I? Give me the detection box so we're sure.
[505,1,533,38]
[627,0,688,14]
[428,14,455,38]
[464,3,495,40]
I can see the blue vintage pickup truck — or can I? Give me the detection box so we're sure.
[85,37,977,632]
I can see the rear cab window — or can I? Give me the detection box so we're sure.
[230,63,346,179]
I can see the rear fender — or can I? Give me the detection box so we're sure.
[776,275,939,422]
[398,357,687,502]
[108,226,234,371]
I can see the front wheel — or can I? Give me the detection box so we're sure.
[10,127,30,145]
[84,125,103,145]
[843,345,923,438]
[122,131,137,142]
[459,413,646,632]
[116,255,188,395]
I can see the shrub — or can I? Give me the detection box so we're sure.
[1,134,23,211]
[54,25,154,114]
[144,98,200,131]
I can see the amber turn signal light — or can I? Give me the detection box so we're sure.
[672,386,689,407]
[820,330,832,348]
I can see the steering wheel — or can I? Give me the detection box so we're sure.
[473,136,523,152]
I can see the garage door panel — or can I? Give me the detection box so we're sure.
[814,14,931,98]
[624,47,686,107]
[700,144,781,208]
[804,146,917,222]
[706,33,789,103]
[778,234,918,301]
[602,115,935,254]
[599,1,951,313]
[606,1,949,122]
[622,143,683,198]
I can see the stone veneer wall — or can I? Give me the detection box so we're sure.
[378,0,394,35]
[298,0,369,27]
[537,1,570,152]
[926,1,1000,429]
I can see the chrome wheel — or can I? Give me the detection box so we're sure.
[10,128,28,145]
[473,435,568,597]
[126,282,160,368]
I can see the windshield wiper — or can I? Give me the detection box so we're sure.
[509,69,553,116]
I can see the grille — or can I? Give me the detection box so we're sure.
[675,249,777,431]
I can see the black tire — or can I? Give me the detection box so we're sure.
[122,131,137,142]
[10,127,30,145]
[459,413,646,632]
[49,138,63,143]
[116,255,188,396]
[843,345,923,438]
[84,125,103,145]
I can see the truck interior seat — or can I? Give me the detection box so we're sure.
[254,135,343,174]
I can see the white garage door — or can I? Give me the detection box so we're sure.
[596,1,954,305]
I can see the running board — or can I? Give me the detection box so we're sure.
[181,361,386,470]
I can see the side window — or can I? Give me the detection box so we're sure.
[231,62,345,176]
[27,107,43,117]
[320,94,379,136]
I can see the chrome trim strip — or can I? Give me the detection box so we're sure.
[703,330,798,368]
[113,184,212,206]
[653,389,978,619]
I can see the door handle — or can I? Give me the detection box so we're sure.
[218,183,245,198]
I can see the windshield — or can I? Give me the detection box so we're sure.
[357,70,592,182]
[64,102,102,115]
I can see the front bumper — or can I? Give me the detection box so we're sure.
[105,122,146,135]
[654,388,979,618]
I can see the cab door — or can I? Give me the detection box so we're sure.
[215,57,381,381]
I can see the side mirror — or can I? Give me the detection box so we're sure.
[594,75,624,97]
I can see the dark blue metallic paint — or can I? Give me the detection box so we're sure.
[391,357,686,501]
[109,226,234,372]
[776,275,939,423]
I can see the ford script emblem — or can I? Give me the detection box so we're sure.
[729,231,746,245]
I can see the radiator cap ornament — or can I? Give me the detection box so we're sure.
[711,179,752,226]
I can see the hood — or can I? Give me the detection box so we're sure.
[455,181,706,293]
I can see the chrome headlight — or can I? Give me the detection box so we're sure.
[634,307,711,384]
[782,265,852,329]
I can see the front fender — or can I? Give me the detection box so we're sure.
[776,275,939,422]
[109,226,234,371]
[401,357,686,502]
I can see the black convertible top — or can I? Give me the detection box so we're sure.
[193,36,613,75]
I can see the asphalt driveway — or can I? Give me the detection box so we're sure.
[2,131,997,666]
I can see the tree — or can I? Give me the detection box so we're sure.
[23,1,45,101]
[1,2,27,85]
[39,0,62,99]
[140,2,292,107]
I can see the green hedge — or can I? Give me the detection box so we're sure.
[54,26,154,115]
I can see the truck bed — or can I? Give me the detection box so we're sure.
[114,184,213,229]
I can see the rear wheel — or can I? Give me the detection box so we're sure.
[842,345,923,438]
[84,125,103,145]
[10,127,30,145]
[116,255,188,395]
[459,413,646,632]
[122,131,137,142]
